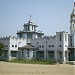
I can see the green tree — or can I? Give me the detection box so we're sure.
[0,43,4,56]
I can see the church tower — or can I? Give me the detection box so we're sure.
[68,1,75,61]
[69,1,75,47]
[70,2,75,34]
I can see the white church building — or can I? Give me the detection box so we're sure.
[0,2,75,63]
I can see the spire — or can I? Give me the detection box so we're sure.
[30,14,32,21]
[74,0,75,7]
[28,14,32,24]
[71,1,75,16]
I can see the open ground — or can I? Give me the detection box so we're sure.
[0,61,75,75]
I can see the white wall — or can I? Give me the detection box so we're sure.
[9,37,26,51]
[56,31,68,51]
[31,31,69,62]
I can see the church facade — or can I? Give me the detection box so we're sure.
[0,2,75,63]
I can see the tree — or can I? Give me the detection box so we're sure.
[0,43,4,56]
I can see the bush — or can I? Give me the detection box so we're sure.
[9,59,56,65]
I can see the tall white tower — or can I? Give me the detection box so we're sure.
[70,1,75,34]
[68,1,75,61]
[69,1,75,47]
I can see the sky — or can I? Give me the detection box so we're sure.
[0,0,74,37]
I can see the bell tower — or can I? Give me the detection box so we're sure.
[70,1,75,34]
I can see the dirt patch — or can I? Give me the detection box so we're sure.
[0,61,74,75]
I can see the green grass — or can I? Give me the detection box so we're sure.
[8,59,56,65]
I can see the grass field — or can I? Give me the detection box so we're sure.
[0,61,74,75]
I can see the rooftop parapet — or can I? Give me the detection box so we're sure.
[56,31,68,34]
[32,35,56,40]
[0,36,25,40]
[17,30,44,34]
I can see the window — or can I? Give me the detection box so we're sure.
[48,51,54,58]
[65,34,67,41]
[49,45,51,47]
[27,49,29,57]
[39,52,44,57]
[15,45,17,47]
[27,34,32,39]
[28,26,30,30]
[60,45,62,47]
[33,51,35,57]
[52,45,54,47]
[27,49,29,51]
[11,51,16,57]
[25,26,27,31]
[33,50,35,51]
[19,34,22,38]
[12,45,14,47]
[59,52,62,58]
[70,36,72,42]
[27,52,29,57]
[70,43,72,47]
[39,45,41,48]
[59,34,61,41]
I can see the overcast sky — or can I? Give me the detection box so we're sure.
[0,0,74,37]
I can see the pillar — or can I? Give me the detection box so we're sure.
[44,50,47,61]
[62,51,66,63]
[7,50,11,61]
[66,50,69,61]
[55,50,58,62]
[16,51,18,59]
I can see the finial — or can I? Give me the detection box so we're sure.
[30,14,32,21]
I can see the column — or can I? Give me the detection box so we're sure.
[66,50,69,61]
[16,51,18,59]
[7,50,11,61]
[62,51,66,63]
[55,50,58,62]
[44,50,47,61]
